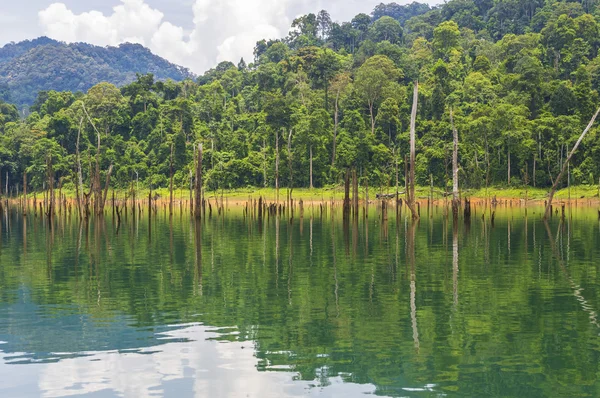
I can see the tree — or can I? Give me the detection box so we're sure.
[317,10,332,40]
[355,55,402,136]
[433,21,461,60]
[330,72,352,168]
[369,16,403,44]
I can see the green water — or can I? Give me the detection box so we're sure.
[1,205,599,397]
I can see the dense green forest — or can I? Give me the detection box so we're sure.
[0,37,194,107]
[2,0,600,197]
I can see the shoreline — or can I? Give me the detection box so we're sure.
[2,185,599,204]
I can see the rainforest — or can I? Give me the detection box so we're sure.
[2,1,600,199]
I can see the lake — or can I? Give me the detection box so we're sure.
[1,203,599,397]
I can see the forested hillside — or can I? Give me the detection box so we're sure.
[2,0,600,196]
[0,37,194,107]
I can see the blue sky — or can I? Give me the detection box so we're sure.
[0,0,442,73]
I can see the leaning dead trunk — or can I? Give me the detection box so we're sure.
[544,107,600,220]
[450,108,459,218]
[407,81,419,220]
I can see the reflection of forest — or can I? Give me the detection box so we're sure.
[1,205,600,397]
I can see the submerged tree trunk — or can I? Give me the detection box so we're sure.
[99,165,113,215]
[343,169,350,216]
[407,81,419,220]
[544,107,600,220]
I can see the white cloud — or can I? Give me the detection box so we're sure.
[39,0,163,47]
[38,0,438,74]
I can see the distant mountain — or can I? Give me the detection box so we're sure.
[0,37,195,107]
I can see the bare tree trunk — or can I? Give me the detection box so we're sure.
[533,155,537,188]
[195,143,203,219]
[99,165,113,215]
[23,172,27,216]
[287,129,293,203]
[343,169,350,216]
[276,129,280,204]
[407,81,419,220]
[369,103,375,137]
[352,168,359,217]
[309,145,313,189]
[507,149,511,185]
[544,107,600,220]
[95,131,101,215]
[75,118,84,220]
[450,108,459,218]
[332,92,339,168]
[47,155,54,218]
[263,138,267,188]
[170,143,174,215]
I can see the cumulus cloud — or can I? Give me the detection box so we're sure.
[39,0,163,47]
[38,0,429,74]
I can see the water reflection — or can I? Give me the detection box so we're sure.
[0,204,599,397]
[1,323,385,398]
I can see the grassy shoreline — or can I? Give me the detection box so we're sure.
[9,184,600,203]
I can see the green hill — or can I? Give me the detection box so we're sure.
[0,37,195,107]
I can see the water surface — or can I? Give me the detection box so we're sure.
[1,204,599,397]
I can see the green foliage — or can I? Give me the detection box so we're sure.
[0,38,194,107]
[2,1,600,196]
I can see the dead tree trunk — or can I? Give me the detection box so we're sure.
[544,107,600,220]
[94,131,101,215]
[450,108,459,218]
[507,149,511,185]
[76,117,84,219]
[23,172,27,216]
[407,81,419,220]
[46,155,54,219]
[195,143,203,219]
[287,128,293,205]
[352,168,359,217]
[309,145,313,190]
[332,91,340,168]
[99,165,113,216]
[276,129,280,204]
[343,169,350,217]
[170,143,174,216]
